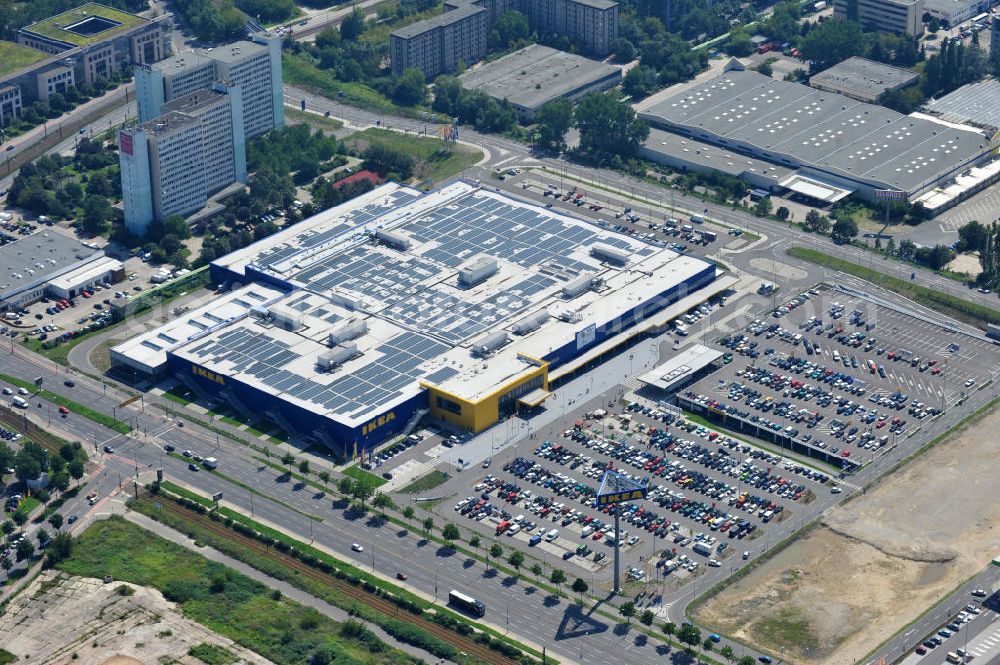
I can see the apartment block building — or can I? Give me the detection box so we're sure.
[833,0,923,35]
[519,0,619,55]
[120,83,248,236]
[135,33,283,138]
[390,4,488,77]
[0,84,22,126]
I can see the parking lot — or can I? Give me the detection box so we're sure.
[439,389,836,591]
[674,284,999,475]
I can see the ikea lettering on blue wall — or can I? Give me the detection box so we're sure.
[193,366,225,385]
[362,412,395,436]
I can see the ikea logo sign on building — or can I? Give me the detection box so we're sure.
[362,412,395,436]
[596,489,648,506]
[193,366,225,385]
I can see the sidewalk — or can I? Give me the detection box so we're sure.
[122,510,457,665]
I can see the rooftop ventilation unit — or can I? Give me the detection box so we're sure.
[317,342,358,370]
[556,308,581,323]
[472,331,508,357]
[327,318,367,345]
[590,243,630,265]
[513,309,549,335]
[268,304,303,331]
[459,256,499,287]
[561,272,596,299]
[375,229,411,251]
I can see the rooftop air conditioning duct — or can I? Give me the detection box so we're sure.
[327,318,367,345]
[513,310,549,335]
[375,229,411,251]
[590,243,630,265]
[472,331,508,357]
[317,342,358,370]
[561,272,596,299]
[459,256,499,287]
[268,304,303,331]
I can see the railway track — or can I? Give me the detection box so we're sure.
[153,495,520,665]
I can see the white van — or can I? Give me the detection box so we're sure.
[11,396,28,408]
[545,529,559,542]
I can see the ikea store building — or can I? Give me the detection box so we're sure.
[113,181,728,458]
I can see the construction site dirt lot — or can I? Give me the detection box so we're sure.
[0,569,271,665]
[693,400,1000,665]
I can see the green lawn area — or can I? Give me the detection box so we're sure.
[23,2,147,46]
[0,648,15,665]
[341,464,387,490]
[399,470,449,494]
[284,107,343,133]
[0,41,46,78]
[188,643,236,665]
[15,496,41,521]
[0,372,130,434]
[787,246,1000,328]
[283,52,405,117]
[344,128,482,185]
[163,384,195,405]
[58,517,423,665]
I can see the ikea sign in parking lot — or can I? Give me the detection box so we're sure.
[596,488,648,506]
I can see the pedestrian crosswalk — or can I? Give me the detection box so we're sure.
[968,624,1000,660]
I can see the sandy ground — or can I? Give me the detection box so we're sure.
[0,570,272,665]
[695,403,1000,665]
[944,254,982,278]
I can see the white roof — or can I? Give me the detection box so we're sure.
[47,256,122,291]
[638,344,723,391]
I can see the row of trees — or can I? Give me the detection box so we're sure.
[169,0,296,43]
[958,220,1000,286]
[432,76,518,134]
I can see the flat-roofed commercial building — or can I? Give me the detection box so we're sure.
[0,232,110,311]
[390,4,488,78]
[808,56,919,103]
[115,181,728,458]
[639,70,995,206]
[458,44,620,121]
[135,34,284,138]
[922,0,991,26]
[833,0,922,34]
[120,83,248,235]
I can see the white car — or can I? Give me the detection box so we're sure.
[351,543,364,552]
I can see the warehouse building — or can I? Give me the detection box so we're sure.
[923,78,1000,131]
[135,33,284,138]
[0,232,119,312]
[922,0,993,26]
[457,45,620,122]
[638,70,997,209]
[116,182,727,458]
[808,57,919,103]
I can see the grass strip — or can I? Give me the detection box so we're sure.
[0,373,130,434]
[136,491,547,664]
[399,470,450,494]
[342,464,387,489]
[787,246,1000,328]
[58,517,425,665]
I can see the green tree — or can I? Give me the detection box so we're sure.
[36,527,50,545]
[755,60,774,77]
[68,459,84,483]
[318,470,330,489]
[639,609,655,626]
[619,601,636,623]
[340,9,366,41]
[550,568,566,591]
[611,37,636,62]
[495,10,529,46]
[16,538,34,562]
[422,517,434,535]
[489,542,502,569]
[678,623,702,650]
[800,19,868,70]
[776,206,790,221]
[393,68,427,106]
[958,220,989,253]
[338,477,354,495]
[508,550,524,572]
[352,481,374,507]
[281,452,296,471]
[804,209,831,234]
[725,29,755,57]
[1,557,11,575]
[442,523,460,542]
[81,195,112,234]
[739,656,756,665]
[534,98,573,152]
[372,493,393,510]
[753,196,773,217]
[469,534,480,551]
[163,214,192,240]
[530,563,543,576]
[48,513,63,531]
[623,65,660,99]
[720,645,735,662]
[1,520,13,535]
[402,505,415,520]
[832,217,859,243]
[574,91,649,158]
[703,637,715,651]
[0,443,13,482]
[298,459,310,474]
[663,621,677,637]
[571,577,588,596]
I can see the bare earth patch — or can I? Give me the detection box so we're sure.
[695,403,1000,665]
[0,570,272,665]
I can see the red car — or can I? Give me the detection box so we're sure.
[931,367,942,375]
[915,646,927,656]
[58,406,70,415]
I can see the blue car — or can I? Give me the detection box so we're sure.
[709,634,721,643]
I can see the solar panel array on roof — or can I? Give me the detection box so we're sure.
[185,326,450,417]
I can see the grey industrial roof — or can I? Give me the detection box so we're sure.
[809,57,918,99]
[458,44,620,111]
[138,110,200,134]
[922,0,983,17]
[391,4,485,39]
[202,40,266,64]
[0,232,100,299]
[640,70,990,195]
[162,87,228,115]
[642,127,794,182]
[151,50,213,74]
[566,0,617,8]
[924,78,1000,131]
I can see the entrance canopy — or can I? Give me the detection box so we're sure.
[779,174,853,203]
